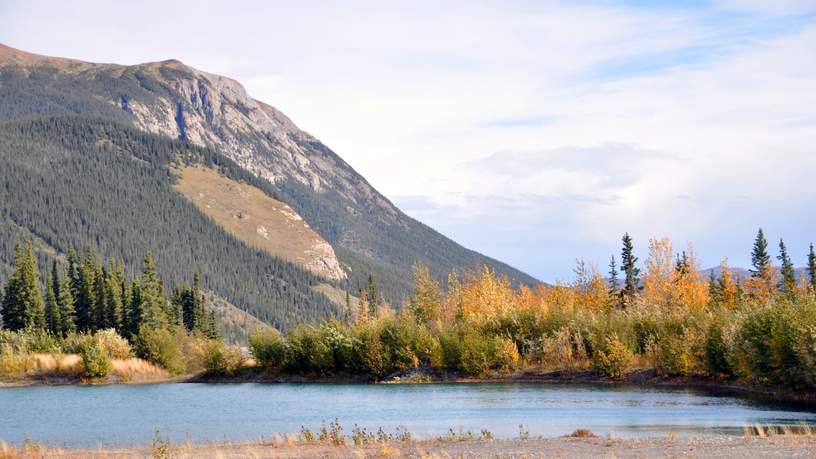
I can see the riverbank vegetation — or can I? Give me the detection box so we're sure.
[0,242,233,381]
[248,229,816,391]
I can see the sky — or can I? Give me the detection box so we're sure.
[2,0,815,282]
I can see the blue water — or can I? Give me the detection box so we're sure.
[1,383,814,447]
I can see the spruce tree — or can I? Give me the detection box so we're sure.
[607,255,619,294]
[808,243,816,292]
[367,274,379,315]
[708,270,723,306]
[2,241,46,330]
[750,229,771,280]
[620,233,640,303]
[44,275,62,335]
[137,251,168,330]
[92,266,108,330]
[58,271,76,335]
[777,239,796,299]
[105,261,124,332]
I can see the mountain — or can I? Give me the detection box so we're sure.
[0,43,538,330]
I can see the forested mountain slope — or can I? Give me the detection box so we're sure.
[0,115,343,330]
[0,43,537,314]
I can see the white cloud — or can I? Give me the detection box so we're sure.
[1,0,814,280]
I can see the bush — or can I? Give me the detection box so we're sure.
[458,328,520,376]
[285,325,334,375]
[0,328,62,354]
[94,329,132,359]
[205,341,243,376]
[249,328,287,370]
[593,335,633,378]
[137,327,186,375]
[351,323,386,378]
[78,337,112,378]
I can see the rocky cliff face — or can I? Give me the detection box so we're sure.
[0,43,539,300]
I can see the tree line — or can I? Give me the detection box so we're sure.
[608,229,816,308]
[1,240,218,340]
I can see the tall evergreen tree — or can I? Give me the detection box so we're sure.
[58,271,76,335]
[1,241,46,330]
[92,265,108,330]
[777,239,796,299]
[105,261,124,332]
[367,274,379,315]
[620,233,640,303]
[708,270,723,306]
[72,249,96,331]
[137,251,168,330]
[750,228,771,280]
[808,243,816,292]
[44,270,62,334]
[607,255,619,294]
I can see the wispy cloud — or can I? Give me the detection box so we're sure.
[2,0,815,280]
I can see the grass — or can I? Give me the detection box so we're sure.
[0,353,169,384]
[3,425,816,459]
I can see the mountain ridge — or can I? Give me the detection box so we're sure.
[0,42,538,326]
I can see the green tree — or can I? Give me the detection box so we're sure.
[58,270,77,335]
[607,255,619,295]
[105,261,124,332]
[410,264,440,324]
[620,233,640,304]
[138,251,168,330]
[44,272,62,335]
[708,270,723,306]
[808,243,816,292]
[777,239,796,299]
[367,274,379,316]
[1,240,46,330]
[750,229,771,281]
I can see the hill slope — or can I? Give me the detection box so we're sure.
[0,43,538,322]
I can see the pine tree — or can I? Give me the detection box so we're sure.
[73,249,96,331]
[808,243,816,292]
[137,251,168,330]
[105,261,124,332]
[367,274,379,316]
[1,240,46,330]
[620,233,640,303]
[777,239,796,299]
[708,269,723,306]
[92,266,108,330]
[750,229,771,280]
[607,255,619,294]
[44,273,62,335]
[58,271,76,335]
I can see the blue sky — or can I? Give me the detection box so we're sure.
[2,0,815,281]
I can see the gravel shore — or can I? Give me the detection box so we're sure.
[13,435,816,458]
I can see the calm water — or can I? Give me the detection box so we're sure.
[1,383,815,446]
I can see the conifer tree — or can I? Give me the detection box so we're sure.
[72,250,96,331]
[58,271,76,335]
[44,274,62,335]
[750,229,771,280]
[607,255,619,294]
[778,239,796,299]
[92,266,108,330]
[1,241,46,330]
[620,233,640,303]
[105,261,124,332]
[708,270,723,306]
[367,274,379,315]
[137,251,168,330]
[127,278,143,337]
[808,243,816,292]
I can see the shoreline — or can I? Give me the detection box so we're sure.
[5,367,816,409]
[4,434,816,458]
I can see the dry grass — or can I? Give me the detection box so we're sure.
[4,434,816,459]
[1,353,170,384]
[744,423,814,438]
[175,166,343,280]
[111,358,170,383]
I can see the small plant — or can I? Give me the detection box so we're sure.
[317,419,346,445]
[299,426,314,443]
[480,428,494,440]
[518,424,530,440]
[593,335,633,378]
[150,430,175,459]
[79,337,112,378]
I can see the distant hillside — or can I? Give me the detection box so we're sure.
[0,43,538,331]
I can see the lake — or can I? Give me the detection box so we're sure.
[1,383,815,447]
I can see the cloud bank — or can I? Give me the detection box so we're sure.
[2,0,815,280]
